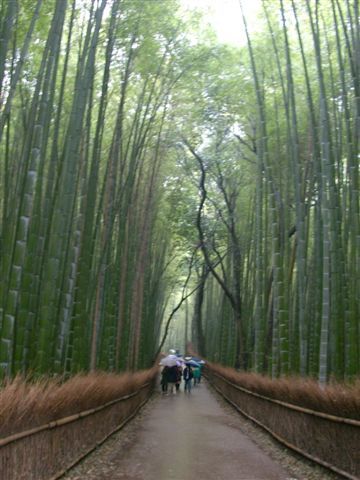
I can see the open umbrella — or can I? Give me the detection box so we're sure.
[159,355,178,367]
[191,356,206,364]
[185,359,201,368]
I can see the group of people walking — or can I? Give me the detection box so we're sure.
[160,363,201,394]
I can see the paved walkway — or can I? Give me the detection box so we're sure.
[66,381,293,480]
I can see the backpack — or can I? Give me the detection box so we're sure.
[183,366,193,381]
[167,365,178,382]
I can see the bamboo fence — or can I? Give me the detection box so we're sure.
[0,378,155,480]
[205,368,360,479]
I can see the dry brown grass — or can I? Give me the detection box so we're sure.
[0,367,157,438]
[207,362,360,420]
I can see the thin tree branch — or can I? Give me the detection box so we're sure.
[183,139,237,311]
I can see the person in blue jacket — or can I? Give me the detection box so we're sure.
[183,364,193,393]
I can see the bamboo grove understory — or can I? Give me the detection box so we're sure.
[0,0,358,382]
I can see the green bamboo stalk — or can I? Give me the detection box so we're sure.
[0,0,17,98]
[37,0,107,374]
[0,0,68,376]
[0,0,43,143]
[334,0,360,377]
[69,0,121,373]
[291,0,321,377]
[241,5,284,376]
[306,0,333,385]
[279,0,307,375]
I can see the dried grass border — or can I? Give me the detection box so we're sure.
[205,362,360,421]
[0,367,158,480]
[205,362,360,479]
[0,368,157,438]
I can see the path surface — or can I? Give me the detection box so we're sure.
[66,381,294,480]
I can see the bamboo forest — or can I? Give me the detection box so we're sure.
[1,1,360,478]
[0,0,359,384]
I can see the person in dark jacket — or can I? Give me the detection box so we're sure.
[175,365,182,392]
[161,366,169,393]
[183,364,193,393]
[167,365,179,394]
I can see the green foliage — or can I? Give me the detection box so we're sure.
[0,0,358,382]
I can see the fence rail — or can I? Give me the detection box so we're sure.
[205,369,360,480]
[0,379,155,480]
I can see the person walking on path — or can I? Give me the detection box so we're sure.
[166,365,179,394]
[160,366,169,394]
[175,365,182,392]
[183,364,193,393]
[192,366,201,386]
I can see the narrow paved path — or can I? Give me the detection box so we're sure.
[66,381,293,480]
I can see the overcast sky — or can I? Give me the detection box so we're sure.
[180,0,262,46]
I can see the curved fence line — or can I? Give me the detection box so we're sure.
[0,385,147,448]
[0,377,156,480]
[49,394,150,480]
[205,369,359,480]
[212,372,360,427]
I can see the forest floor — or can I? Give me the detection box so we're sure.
[63,380,339,480]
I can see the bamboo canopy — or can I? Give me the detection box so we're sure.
[0,0,358,382]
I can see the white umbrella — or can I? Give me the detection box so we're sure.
[159,355,178,367]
